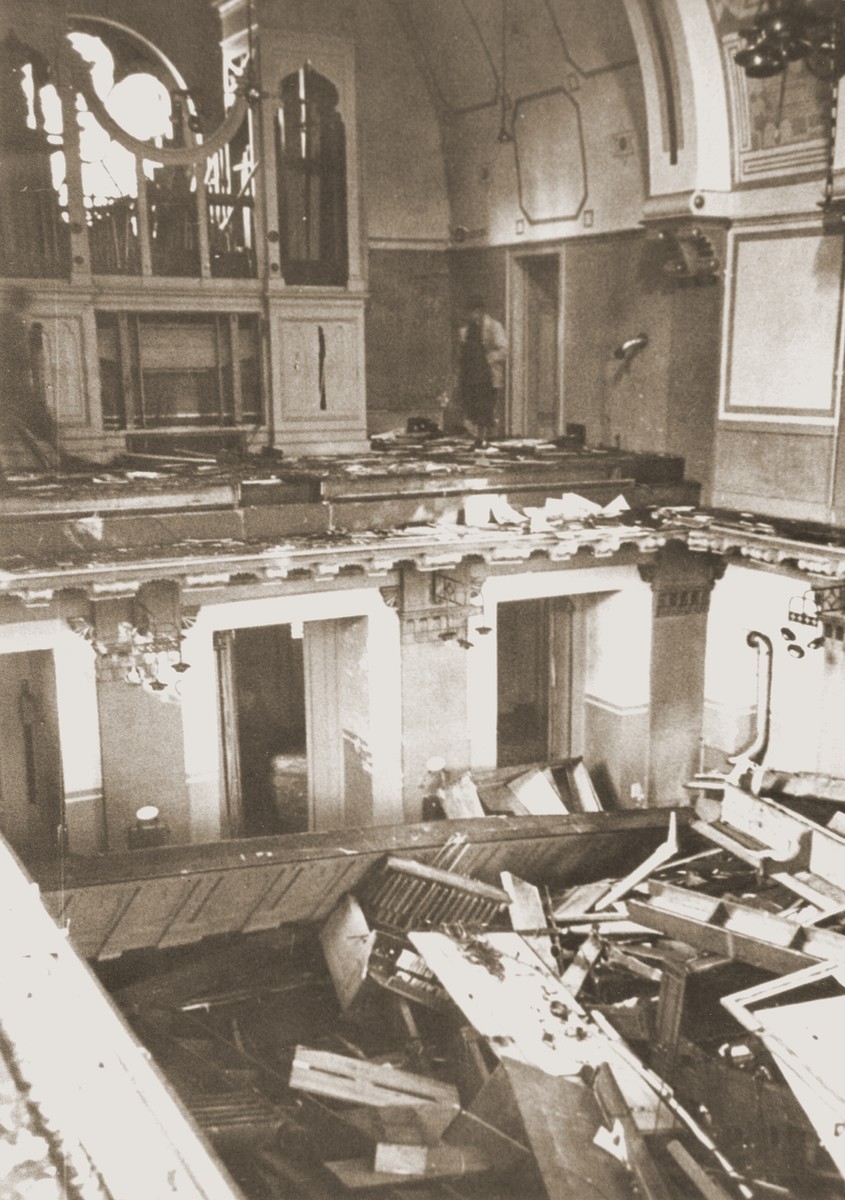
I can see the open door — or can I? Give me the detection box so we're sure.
[216,624,309,837]
[510,253,561,438]
[0,650,65,865]
[496,597,578,767]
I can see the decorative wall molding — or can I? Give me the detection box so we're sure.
[720,226,844,426]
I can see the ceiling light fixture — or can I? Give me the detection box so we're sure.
[735,2,844,208]
[735,1,845,81]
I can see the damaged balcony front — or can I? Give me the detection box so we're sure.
[0,441,706,877]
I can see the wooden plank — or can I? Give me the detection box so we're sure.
[645,880,845,965]
[289,1047,460,1111]
[506,768,568,816]
[627,899,816,976]
[501,871,558,972]
[373,1142,491,1177]
[48,809,684,891]
[554,881,612,917]
[592,1065,674,1200]
[500,1060,635,1200]
[665,1141,735,1200]
[595,812,678,911]
[561,933,603,996]
[439,772,485,820]
[319,894,375,1012]
[326,1149,490,1189]
[604,946,662,984]
[554,758,604,813]
[410,932,673,1132]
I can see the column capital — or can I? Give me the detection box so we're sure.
[639,541,725,617]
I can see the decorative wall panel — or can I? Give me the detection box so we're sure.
[722,229,843,423]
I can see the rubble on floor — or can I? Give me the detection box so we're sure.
[100,770,845,1200]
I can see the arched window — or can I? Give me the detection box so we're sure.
[0,32,69,277]
[276,65,347,287]
[67,21,194,276]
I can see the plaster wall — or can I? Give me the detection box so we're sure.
[704,565,827,775]
[0,619,103,858]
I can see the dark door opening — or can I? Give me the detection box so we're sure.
[0,650,65,865]
[496,597,574,767]
[522,254,560,439]
[224,624,308,837]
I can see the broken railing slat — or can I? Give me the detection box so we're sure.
[381,858,510,904]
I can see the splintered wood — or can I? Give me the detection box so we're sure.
[408,931,676,1133]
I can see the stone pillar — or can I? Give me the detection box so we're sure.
[393,566,476,821]
[640,542,724,807]
[92,589,191,849]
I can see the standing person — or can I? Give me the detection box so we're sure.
[457,295,507,446]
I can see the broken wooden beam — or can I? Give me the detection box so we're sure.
[628,879,845,974]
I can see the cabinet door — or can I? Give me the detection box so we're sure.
[278,316,361,418]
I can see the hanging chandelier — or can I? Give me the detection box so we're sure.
[734,1,845,80]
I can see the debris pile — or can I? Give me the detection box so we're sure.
[105,769,845,1199]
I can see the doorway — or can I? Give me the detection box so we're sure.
[216,624,309,837]
[496,597,575,767]
[0,650,65,865]
[510,253,561,438]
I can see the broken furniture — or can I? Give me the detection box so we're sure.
[321,837,511,1013]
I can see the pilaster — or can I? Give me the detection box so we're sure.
[640,542,724,806]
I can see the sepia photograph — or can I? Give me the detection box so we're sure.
[1,1,844,1197]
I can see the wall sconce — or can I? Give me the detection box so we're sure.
[431,572,483,608]
[613,333,649,361]
[67,594,192,698]
[780,622,825,658]
[787,591,821,626]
